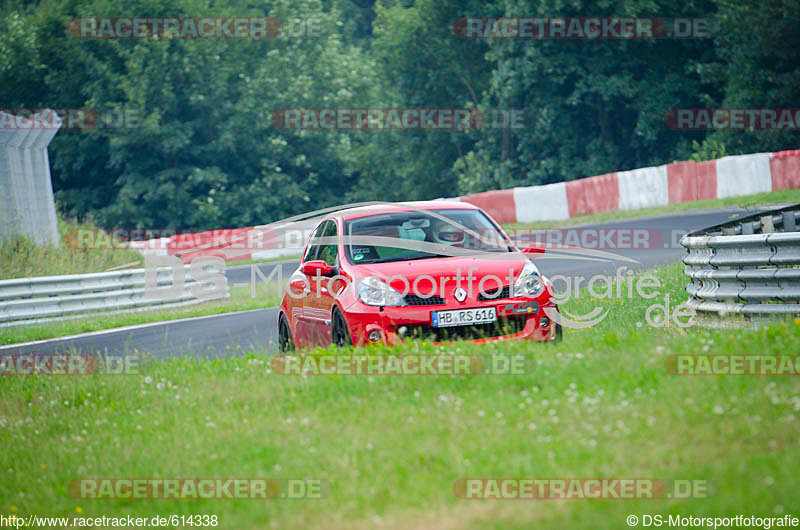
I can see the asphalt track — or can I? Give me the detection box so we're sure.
[0,207,754,359]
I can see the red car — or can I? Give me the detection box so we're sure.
[277,201,560,351]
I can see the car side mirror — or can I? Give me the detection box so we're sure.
[302,260,335,277]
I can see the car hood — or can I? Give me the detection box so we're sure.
[351,255,529,294]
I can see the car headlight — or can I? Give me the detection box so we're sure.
[357,276,404,306]
[513,262,544,298]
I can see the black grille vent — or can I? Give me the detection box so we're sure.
[478,285,511,301]
[404,294,446,306]
[405,316,527,341]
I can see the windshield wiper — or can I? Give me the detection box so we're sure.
[365,253,449,264]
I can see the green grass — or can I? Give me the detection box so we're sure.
[504,188,800,230]
[226,254,301,267]
[0,218,298,282]
[2,263,798,528]
[0,284,282,346]
[0,221,145,280]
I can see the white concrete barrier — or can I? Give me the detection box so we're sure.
[617,165,668,210]
[716,152,772,198]
[513,182,570,223]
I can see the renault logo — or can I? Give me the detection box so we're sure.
[454,287,467,302]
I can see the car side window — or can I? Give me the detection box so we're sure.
[317,220,339,267]
[304,221,326,262]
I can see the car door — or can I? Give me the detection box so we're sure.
[305,220,339,346]
[288,221,325,348]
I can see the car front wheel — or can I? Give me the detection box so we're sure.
[331,308,352,348]
[278,313,294,352]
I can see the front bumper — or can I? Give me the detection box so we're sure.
[341,296,558,346]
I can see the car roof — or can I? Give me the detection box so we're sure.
[334,200,480,221]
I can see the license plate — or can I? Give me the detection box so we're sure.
[431,307,497,328]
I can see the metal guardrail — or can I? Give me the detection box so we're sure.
[680,203,800,327]
[0,265,228,327]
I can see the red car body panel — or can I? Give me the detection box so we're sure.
[279,201,558,349]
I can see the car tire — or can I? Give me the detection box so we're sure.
[331,307,352,348]
[552,323,563,343]
[549,305,563,343]
[278,313,295,353]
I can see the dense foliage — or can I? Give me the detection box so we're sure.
[2,0,798,229]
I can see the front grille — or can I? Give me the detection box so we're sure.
[478,285,511,301]
[404,315,527,341]
[404,294,446,306]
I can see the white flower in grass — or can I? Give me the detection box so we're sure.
[712,405,724,415]
[144,376,153,384]
[477,410,485,417]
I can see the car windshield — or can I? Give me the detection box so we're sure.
[344,209,509,265]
